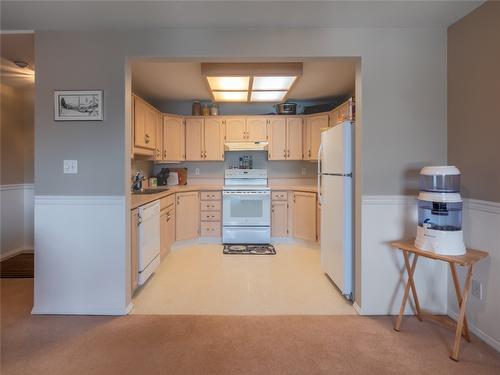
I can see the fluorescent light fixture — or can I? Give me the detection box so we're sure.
[213,91,248,102]
[207,76,249,91]
[252,76,296,91]
[250,91,287,102]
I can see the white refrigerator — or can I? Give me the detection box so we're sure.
[318,121,353,300]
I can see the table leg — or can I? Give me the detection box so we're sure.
[394,251,419,331]
[403,252,422,321]
[450,263,471,342]
[450,264,473,361]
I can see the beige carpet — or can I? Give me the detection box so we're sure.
[1,279,499,375]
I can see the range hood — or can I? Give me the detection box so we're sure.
[224,141,269,152]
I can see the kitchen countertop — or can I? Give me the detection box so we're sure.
[131,184,317,210]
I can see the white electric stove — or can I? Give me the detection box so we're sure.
[222,169,271,244]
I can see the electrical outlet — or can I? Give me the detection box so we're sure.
[195,168,200,176]
[301,167,307,176]
[471,279,483,300]
[63,160,78,174]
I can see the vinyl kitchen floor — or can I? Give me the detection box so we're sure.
[132,243,356,315]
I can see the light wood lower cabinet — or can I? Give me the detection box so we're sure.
[271,200,289,237]
[200,190,221,237]
[160,202,176,261]
[131,208,139,294]
[175,192,200,241]
[292,191,317,241]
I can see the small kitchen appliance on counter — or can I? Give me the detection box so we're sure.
[415,166,465,255]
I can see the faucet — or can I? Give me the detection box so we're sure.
[131,171,144,192]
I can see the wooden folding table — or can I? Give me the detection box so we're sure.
[391,240,489,361]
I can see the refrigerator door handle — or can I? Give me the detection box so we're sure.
[317,143,323,205]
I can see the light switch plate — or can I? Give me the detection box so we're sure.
[301,167,307,176]
[63,160,78,174]
[195,168,200,176]
[471,279,483,300]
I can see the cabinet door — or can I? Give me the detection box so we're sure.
[246,117,268,141]
[185,118,204,161]
[308,115,329,162]
[204,117,224,161]
[167,208,175,250]
[302,120,311,160]
[286,117,303,160]
[133,98,148,149]
[175,192,200,241]
[268,117,286,160]
[155,111,163,161]
[225,117,246,141]
[292,192,317,241]
[329,109,338,127]
[271,200,288,237]
[130,209,139,294]
[160,210,168,261]
[163,116,185,161]
[144,106,157,150]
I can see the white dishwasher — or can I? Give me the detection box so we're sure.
[138,200,161,285]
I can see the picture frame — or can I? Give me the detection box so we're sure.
[54,90,103,121]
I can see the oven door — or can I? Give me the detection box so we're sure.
[223,190,270,226]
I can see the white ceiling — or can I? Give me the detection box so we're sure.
[131,60,356,102]
[0,33,35,88]
[1,1,483,31]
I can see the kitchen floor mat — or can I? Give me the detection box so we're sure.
[223,244,276,255]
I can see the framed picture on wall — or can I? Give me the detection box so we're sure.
[54,90,103,121]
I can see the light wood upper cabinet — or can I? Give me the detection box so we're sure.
[224,117,246,141]
[155,111,163,161]
[175,192,200,241]
[131,209,139,295]
[132,95,158,156]
[286,117,303,160]
[204,117,224,161]
[271,200,288,237]
[268,117,302,160]
[246,117,268,142]
[185,117,224,161]
[185,118,205,161]
[268,117,287,160]
[330,98,355,126]
[292,191,317,242]
[304,114,329,161]
[163,115,185,162]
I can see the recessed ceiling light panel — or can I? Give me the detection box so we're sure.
[252,76,296,91]
[250,91,287,102]
[213,91,248,102]
[207,76,249,91]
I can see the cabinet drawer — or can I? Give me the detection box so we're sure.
[272,191,288,201]
[201,191,221,201]
[200,200,221,211]
[200,221,221,237]
[200,211,221,221]
[160,194,175,210]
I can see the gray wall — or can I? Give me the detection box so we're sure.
[1,83,34,185]
[448,1,500,202]
[35,27,447,197]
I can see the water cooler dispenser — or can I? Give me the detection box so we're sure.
[415,166,466,255]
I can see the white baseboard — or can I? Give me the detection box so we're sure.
[32,302,133,316]
[448,310,500,352]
